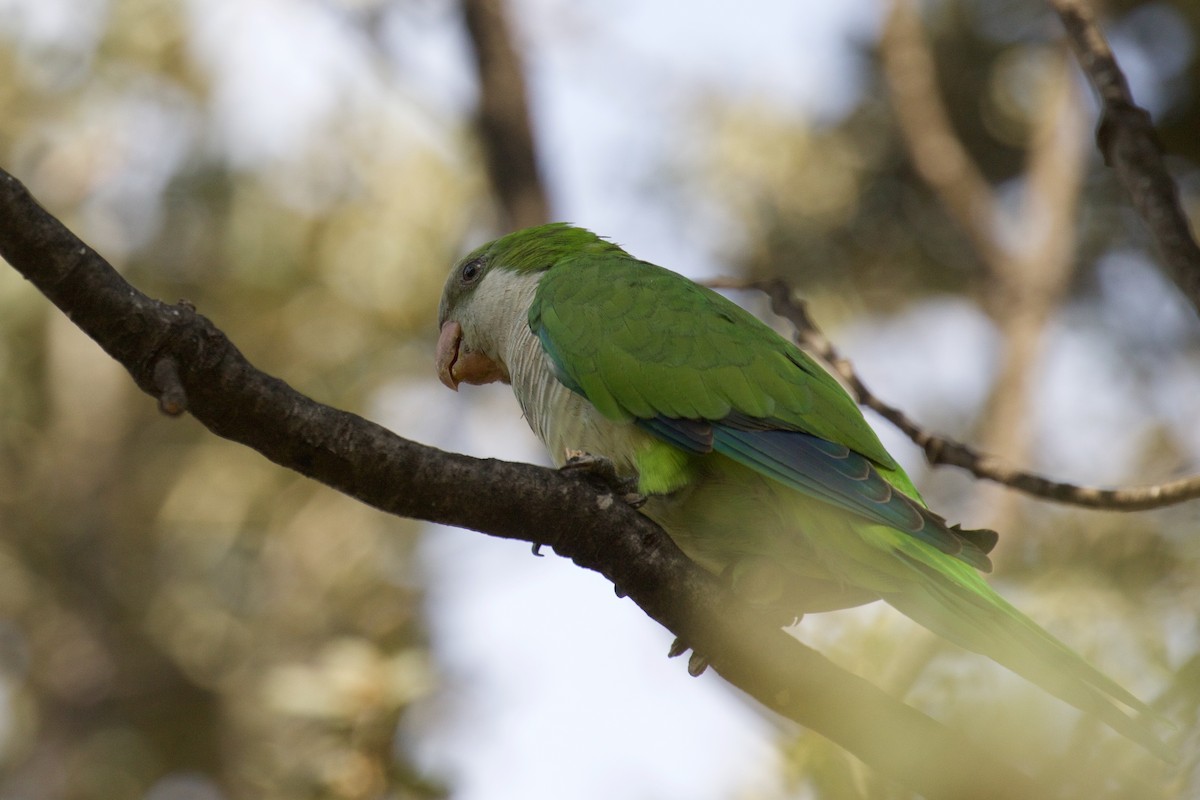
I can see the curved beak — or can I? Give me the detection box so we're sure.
[436,320,464,391]
[436,320,509,390]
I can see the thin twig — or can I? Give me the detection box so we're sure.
[1050,0,1200,313]
[709,276,1200,512]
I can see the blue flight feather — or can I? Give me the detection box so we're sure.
[642,417,992,571]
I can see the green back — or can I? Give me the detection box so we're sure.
[526,244,920,496]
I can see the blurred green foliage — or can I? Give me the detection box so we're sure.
[1,0,1199,798]
[0,0,481,796]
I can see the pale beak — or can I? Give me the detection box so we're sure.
[435,320,508,390]
[436,320,464,390]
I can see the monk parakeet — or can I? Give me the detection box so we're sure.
[435,223,1167,757]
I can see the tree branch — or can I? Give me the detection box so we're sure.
[0,168,1046,798]
[875,2,1200,511]
[1050,0,1200,314]
[710,276,1200,511]
[881,2,1091,537]
[462,0,550,229]
[967,52,1086,536]
[880,0,1005,272]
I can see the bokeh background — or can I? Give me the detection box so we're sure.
[1,0,1199,798]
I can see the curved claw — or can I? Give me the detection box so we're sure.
[560,451,645,506]
[668,636,711,676]
[667,637,689,659]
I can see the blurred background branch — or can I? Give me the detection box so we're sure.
[882,0,1086,538]
[882,0,1004,271]
[0,0,1197,798]
[462,0,550,229]
[1051,0,1200,312]
[0,166,1046,800]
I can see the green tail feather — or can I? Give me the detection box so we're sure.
[890,554,1174,761]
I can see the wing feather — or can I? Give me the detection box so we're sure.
[530,252,995,569]
[532,256,880,450]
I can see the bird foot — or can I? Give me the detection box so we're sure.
[560,451,646,507]
[667,636,710,677]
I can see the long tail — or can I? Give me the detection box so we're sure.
[886,553,1173,761]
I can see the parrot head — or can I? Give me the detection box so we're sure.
[435,249,508,391]
[436,223,625,391]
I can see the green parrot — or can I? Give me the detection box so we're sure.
[435,222,1168,758]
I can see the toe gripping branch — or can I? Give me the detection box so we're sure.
[530,452,646,558]
[559,451,646,508]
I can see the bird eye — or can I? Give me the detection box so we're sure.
[461,258,484,284]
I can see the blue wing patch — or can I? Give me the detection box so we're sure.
[639,417,995,572]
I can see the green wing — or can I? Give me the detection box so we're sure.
[531,255,892,462]
[529,251,997,570]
